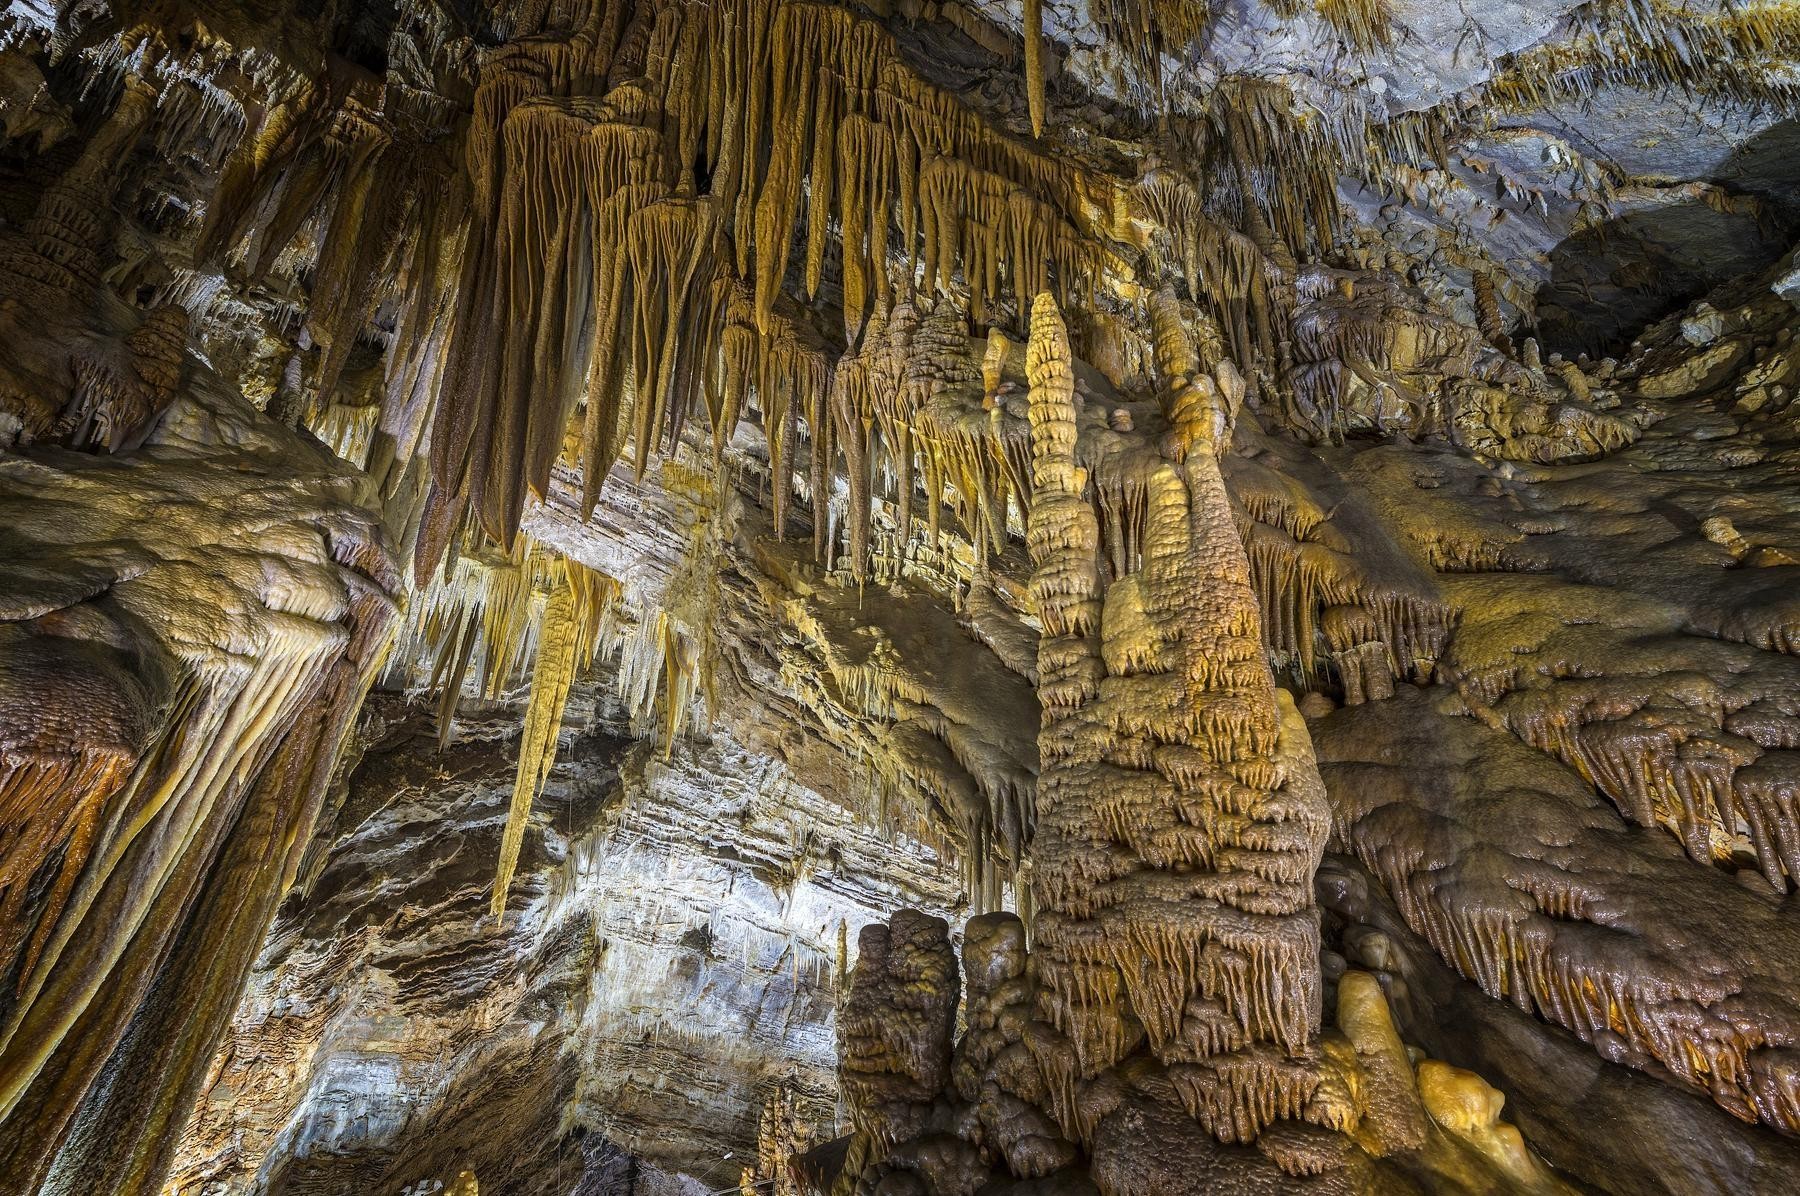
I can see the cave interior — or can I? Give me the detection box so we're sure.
[2,0,1800,1192]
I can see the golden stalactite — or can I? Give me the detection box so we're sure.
[1316,0,1394,52]
[486,99,663,532]
[1024,0,1046,139]
[711,279,759,460]
[195,72,325,265]
[757,307,834,541]
[386,537,613,755]
[491,555,614,918]
[745,3,883,332]
[623,196,729,478]
[367,0,1151,566]
[837,112,896,343]
[715,0,1120,332]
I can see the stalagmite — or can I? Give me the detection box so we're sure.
[1025,286,1331,1147]
[836,909,959,1150]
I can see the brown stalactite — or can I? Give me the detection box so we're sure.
[1024,0,1046,139]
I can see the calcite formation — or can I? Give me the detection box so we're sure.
[0,0,1797,1193]
[1023,290,1331,1145]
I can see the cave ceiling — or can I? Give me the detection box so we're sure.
[0,0,1798,1193]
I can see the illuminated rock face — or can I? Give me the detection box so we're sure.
[0,0,1799,1194]
[163,680,963,1194]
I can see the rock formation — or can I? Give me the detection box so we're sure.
[0,0,1795,1192]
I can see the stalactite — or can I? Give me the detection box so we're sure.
[1469,2,1800,120]
[150,0,1147,562]
[715,0,1118,341]
[1085,0,1212,100]
[1133,169,1287,369]
[1317,0,1394,53]
[493,566,578,918]
[837,113,894,343]
[483,98,666,536]
[385,537,613,750]
[623,196,727,478]
[713,283,758,459]
[917,154,1118,321]
[754,302,834,542]
[1024,0,1046,139]
[298,117,400,416]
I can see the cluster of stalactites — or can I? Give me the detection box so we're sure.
[1314,0,1394,52]
[829,301,1032,583]
[1133,170,1286,370]
[429,44,719,550]
[385,538,589,713]
[1023,293,1332,1148]
[1085,0,1214,103]
[1477,0,1800,118]
[396,0,1131,565]
[157,0,1130,572]
[188,43,458,440]
[378,533,614,916]
[1162,74,1452,275]
[732,0,1117,333]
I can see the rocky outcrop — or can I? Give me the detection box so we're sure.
[167,663,964,1193]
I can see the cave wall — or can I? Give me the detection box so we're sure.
[168,631,971,1193]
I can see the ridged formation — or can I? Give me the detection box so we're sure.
[1025,290,1332,1144]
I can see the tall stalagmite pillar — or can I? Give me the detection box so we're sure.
[1025,291,1332,1144]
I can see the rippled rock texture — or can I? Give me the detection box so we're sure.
[168,672,963,1194]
